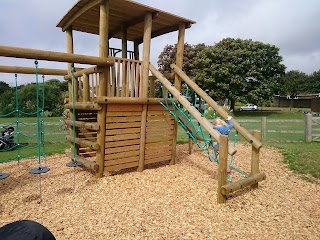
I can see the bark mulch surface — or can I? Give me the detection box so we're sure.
[0,144,319,240]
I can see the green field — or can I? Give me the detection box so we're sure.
[1,109,319,182]
[0,116,68,161]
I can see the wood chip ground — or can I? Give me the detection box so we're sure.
[0,144,319,239]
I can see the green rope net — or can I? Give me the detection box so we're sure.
[159,84,247,182]
[0,61,47,166]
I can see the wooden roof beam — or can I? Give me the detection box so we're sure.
[135,22,192,44]
[62,0,102,32]
[108,12,158,39]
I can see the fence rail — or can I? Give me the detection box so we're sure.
[2,114,319,144]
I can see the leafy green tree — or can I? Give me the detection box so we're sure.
[306,70,320,93]
[0,81,11,93]
[157,43,206,97]
[280,70,309,109]
[281,70,309,97]
[17,80,67,116]
[0,89,15,115]
[193,38,286,110]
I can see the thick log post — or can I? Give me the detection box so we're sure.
[66,28,78,157]
[305,113,312,142]
[96,0,109,178]
[217,135,228,204]
[134,40,140,61]
[121,24,128,97]
[251,130,261,189]
[83,73,90,102]
[172,23,186,164]
[138,12,152,172]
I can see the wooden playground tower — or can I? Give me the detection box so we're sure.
[0,0,266,203]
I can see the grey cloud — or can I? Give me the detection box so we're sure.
[0,0,319,85]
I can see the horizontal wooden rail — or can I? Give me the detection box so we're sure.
[65,151,99,172]
[220,172,266,195]
[171,63,262,150]
[149,63,236,156]
[96,97,168,104]
[64,66,104,80]
[65,102,101,110]
[0,65,67,75]
[64,120,99,131]
[0,45,114,66]
[66,135,100,150]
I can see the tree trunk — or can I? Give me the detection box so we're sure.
[230,98,235,111]
[290,98,293,112]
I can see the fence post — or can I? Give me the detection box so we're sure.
[305,113,312,142]
[251,130,261,189]
[261,117,267,141]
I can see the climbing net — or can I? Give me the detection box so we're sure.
[159,84,247,182]
[0,61,49,179]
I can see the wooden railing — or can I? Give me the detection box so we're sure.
[111,58,142,97]
[75,58,143,101]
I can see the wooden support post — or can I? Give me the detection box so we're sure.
[251,130,261,189]
[137,12,152,172]
[141,12,152,98]
[170,23,186,165]
[134,40,140,61]
[122,24,128,59]
[66,28,78,158]
[188,138,194,154]
[261,117,267,141]
[217,135,228,204]
[174,23,185,92]
[83,73,90,102]
[96,0,109,178]
[138,104,147,172]
[305,113,312,142]
[149,78,155,97]
[121,26,128,97]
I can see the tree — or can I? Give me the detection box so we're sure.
[306,70,320,93]
[157,43,207,97]
[193,38,286,110]
[0,88,15,115]
[0,81,11,93]
[280,70,309,109]
[16,80,66,116]
[281,70,309,97]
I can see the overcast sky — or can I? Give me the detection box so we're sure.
[0,0,319,85]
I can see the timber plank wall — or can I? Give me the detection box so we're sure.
[104,103,174,172]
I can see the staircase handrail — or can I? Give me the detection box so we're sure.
[170,63,262,150]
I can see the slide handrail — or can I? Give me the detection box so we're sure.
[149,63,237,155]
[170,63,262,150]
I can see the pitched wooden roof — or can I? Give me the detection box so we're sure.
[56,0,196,43]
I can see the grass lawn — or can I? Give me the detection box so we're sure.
[1,109,319,182]
[267,142,320,183]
